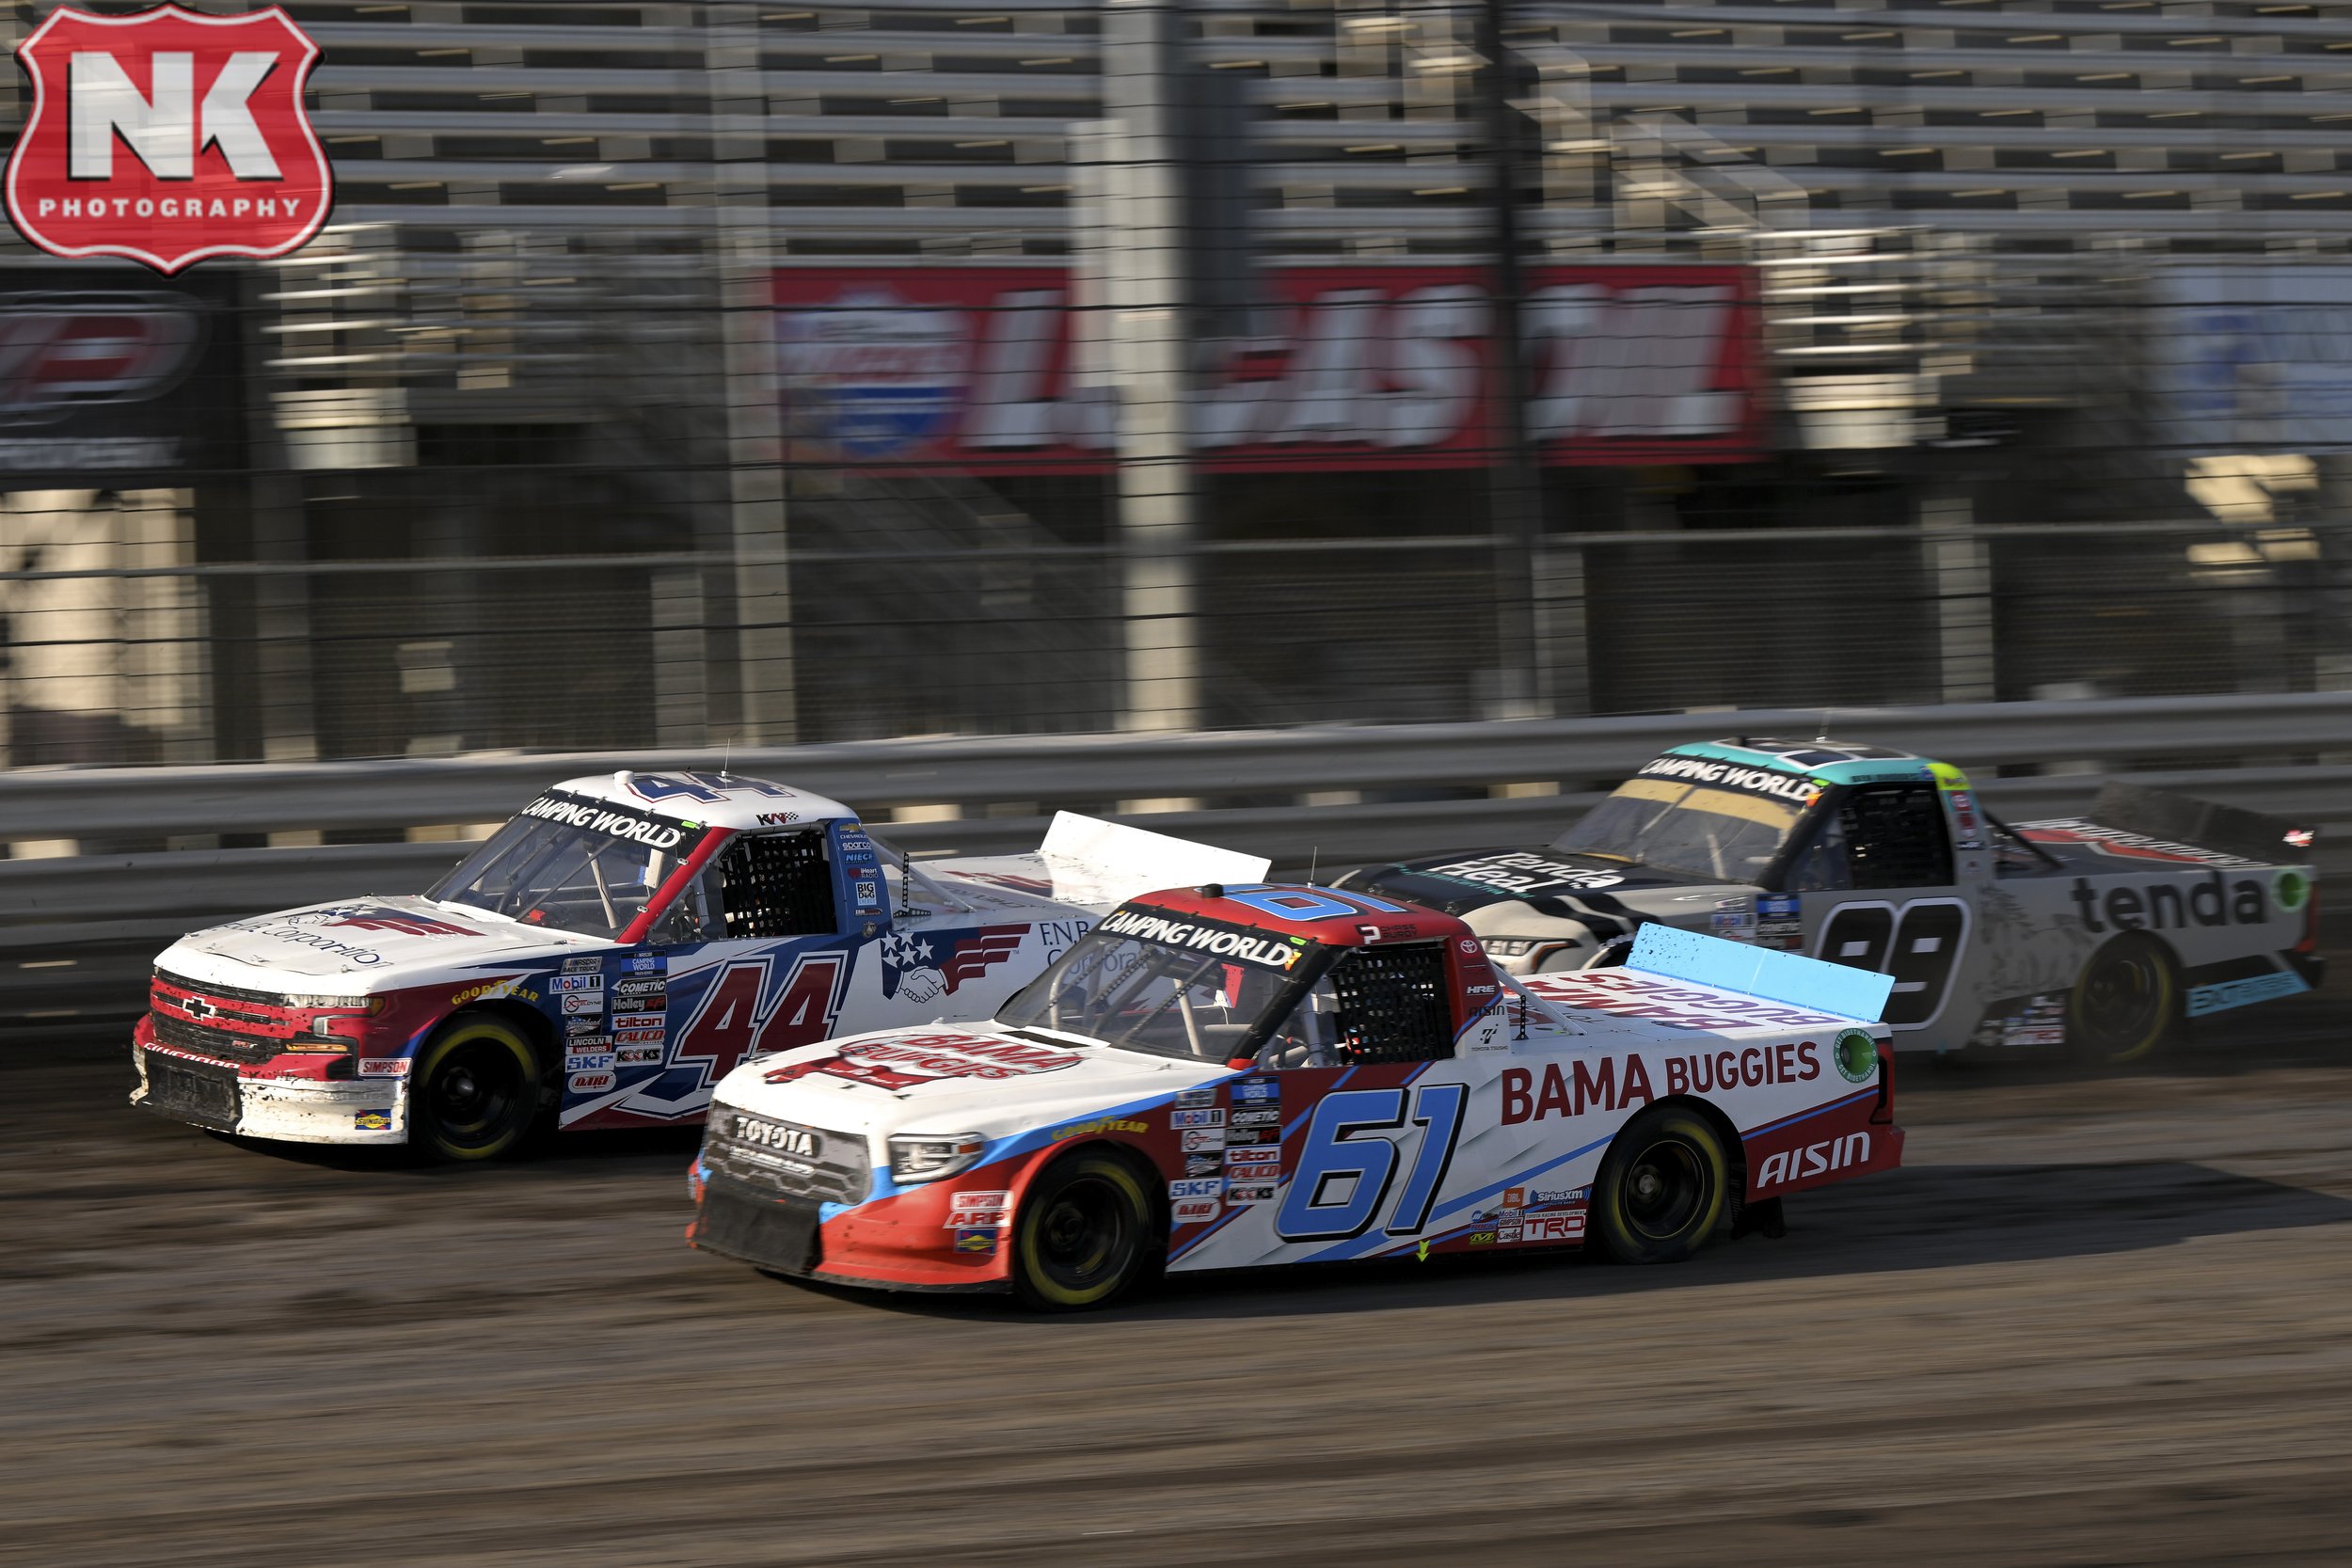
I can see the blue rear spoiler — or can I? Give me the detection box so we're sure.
[1625,924,1893,1023]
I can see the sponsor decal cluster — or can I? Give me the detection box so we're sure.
[764,1031,1079,1091]
[943,1189,1010,1249]
[1998,992,2068,1049]
[1755,892,1804,953]
[1097,908,1305,972]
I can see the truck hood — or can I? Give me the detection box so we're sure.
[155,895,587,990]
[712,1023,1216,1143]
[1350,847,1756,931]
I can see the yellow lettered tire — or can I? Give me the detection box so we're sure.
[2069,933,2180,1067]
[1010,1148,1155,1311]
[410,1014,545,1163]
[1592,1105,1730,1265]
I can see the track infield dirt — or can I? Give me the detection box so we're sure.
[6,1007,2352,1568]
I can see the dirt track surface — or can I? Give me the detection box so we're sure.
[8,1010,2352,1568]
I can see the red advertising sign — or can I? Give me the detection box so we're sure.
[6,5,331,275]
[773,262,1764,473]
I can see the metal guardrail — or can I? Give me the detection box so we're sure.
[6,693,2350,1031]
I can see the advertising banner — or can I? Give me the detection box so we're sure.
[773,263,1765,473]
[0,269,246,479]
[2153,266,2352,453]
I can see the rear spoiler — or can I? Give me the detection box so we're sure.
[2090,781,2314,866]
[1625,924,1894,1024]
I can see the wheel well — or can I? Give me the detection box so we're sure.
[429,1002,557,1074]
[1031,1139,1168,1245]
[1622,1094,1748,1203]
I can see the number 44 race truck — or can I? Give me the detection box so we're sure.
[131,769,1263,1160]
[1339,737,2321,1065]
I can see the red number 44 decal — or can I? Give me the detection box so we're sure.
[672,954,850,1086]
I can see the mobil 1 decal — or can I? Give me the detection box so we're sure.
[1813,898,1970,1031]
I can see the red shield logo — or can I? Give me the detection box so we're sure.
[5,6,331,275]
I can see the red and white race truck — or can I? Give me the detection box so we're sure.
[132,769,1263,1160]
[689,882,1901,1308]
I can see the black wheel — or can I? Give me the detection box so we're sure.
[411,1015,544,1162]
[1010,1148,1155,1311]
[1592,1105,1730,1265]
[2069,933,2180,1067]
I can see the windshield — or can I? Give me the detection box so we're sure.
[997,911,1325,1063]
[426,793,711,940]
[1551,775,1810,882]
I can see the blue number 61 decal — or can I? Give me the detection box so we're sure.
[1276,1083,1466,1242]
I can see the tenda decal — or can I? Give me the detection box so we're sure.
[1416,852,1626,894]
[2068,872,2275,933]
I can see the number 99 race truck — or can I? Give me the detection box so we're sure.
[689,884,1900,1308]
[1336,738,2320,1065]
[131,769,1264,1160]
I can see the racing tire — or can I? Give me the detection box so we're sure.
[1009,1148,1156,1311]
[410,1014,545,1163]
[1591,1105,1731,1265]
[2069,932,2180,1068]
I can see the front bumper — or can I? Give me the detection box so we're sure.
[688,1164,1014,1294]
[132,1043,409,1146]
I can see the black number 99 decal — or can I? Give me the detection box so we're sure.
[1816,899,1971,1030]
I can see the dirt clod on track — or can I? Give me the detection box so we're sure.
[7,1009,2352,1568]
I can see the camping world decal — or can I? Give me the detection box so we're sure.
[6,6,333,274]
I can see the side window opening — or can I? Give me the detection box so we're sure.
[1319,942,1454,1066]
[715,830,837,940]
[1844,785,1952,889]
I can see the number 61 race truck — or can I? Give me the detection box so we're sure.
[688,884,1901,1308]
[131,769,1264,1160]
[1338,737,2320,1065]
